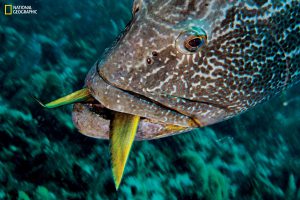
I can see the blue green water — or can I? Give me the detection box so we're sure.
[0,0,299,199]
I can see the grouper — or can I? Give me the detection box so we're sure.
[38,0,300,189]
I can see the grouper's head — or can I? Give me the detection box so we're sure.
[73,0,231,140]
[74,0,299,140]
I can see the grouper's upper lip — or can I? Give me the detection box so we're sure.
[86,63,198,127]
[96,64,229,127]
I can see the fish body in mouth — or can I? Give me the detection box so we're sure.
[38,0,300,189]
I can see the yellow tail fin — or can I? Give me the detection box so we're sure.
[110,112,140,190]
[34,88,92,108]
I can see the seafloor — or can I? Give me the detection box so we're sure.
[0,0,299,199]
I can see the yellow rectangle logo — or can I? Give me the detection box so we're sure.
[5,5,13,15]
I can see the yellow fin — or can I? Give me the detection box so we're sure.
[35,88,92,108]
[110,112,140,190]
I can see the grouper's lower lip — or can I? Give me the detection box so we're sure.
[72,101,193,140]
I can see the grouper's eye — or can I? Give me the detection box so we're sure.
[176,27,207,54]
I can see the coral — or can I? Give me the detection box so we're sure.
[17,191,30,200]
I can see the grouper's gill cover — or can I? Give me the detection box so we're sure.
[97,0,300,126]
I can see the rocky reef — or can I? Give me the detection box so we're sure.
[0,0,299,199]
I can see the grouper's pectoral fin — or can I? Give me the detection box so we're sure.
[110,112,140,190]
[34,88,92,108]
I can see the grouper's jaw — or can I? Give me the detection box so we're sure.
[38,87,193,189]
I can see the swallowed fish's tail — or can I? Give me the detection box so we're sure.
[33,88,93,108]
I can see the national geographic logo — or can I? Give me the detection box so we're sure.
[4,5,12,15]
[4,4,38,15]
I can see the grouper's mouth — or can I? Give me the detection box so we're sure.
[69,64,197,139]
[72,97,195,140]
[36,64,198,189]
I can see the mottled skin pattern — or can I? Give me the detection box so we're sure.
[73,0,300,140]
